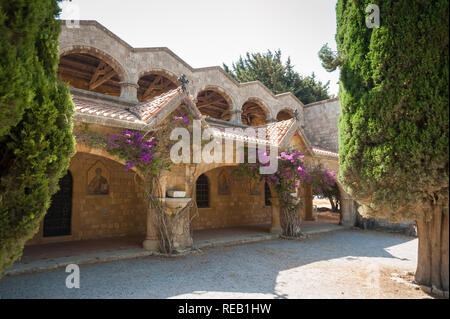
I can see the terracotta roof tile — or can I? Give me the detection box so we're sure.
[207,119,296,146]
[208,125,272,145]
[129,87,183,122]
[266,119,296,145]
[73,97,136,122]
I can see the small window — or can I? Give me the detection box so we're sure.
[196,174,209,208]
[264,182,271,206]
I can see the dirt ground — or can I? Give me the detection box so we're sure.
[313,198,341,223]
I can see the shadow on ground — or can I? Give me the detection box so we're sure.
[0,230,418,299]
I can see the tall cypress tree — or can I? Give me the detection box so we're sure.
[335,0,448,293]
[0,0,75,275]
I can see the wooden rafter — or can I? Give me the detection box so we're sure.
[58,54,121,97]
[241,102,267,126]
[139,74,177,101]
[196,90,231,120]
[89,62,117,90]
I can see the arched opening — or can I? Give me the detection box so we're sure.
[277,109,294,121]
[137,72,178,102]
[196,89,231,121]
[312,182,341,225]
[43,171,73,237]
[58,53,121,97]
[195,174,210,208]
[241,100,267,126]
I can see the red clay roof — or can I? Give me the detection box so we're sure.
[73,89,338,157]
[73,87,184,124]
[129,87,184,122]
[207,118,296,146]
[266,119,296,145]
[73,97,137,122]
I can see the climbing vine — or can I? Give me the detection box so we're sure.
[233,150,337,237]
[76,99,204,254]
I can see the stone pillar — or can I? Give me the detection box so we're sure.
[161,197,193,249]
[297,192,304,221]
[266,117,277,124]
[142,207,159,251]
[119,81,139,103]
[340,196,357,227]
[229,109,243,124]
[303,184,315,221]
[269,196,282,234]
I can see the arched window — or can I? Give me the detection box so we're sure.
[58,53,121,97]
[137,72,177,102]
[277,109,294,121]
[241,100,267,126]
[264,182,271,206]
[196,174,210,208]
[44,171,73,237]
[196,89,231,121]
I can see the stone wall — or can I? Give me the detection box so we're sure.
[59,20,304,123]
[303,98,340,152]
[28,152,146,245]
[356,215,417,237]
[191,167,272,230]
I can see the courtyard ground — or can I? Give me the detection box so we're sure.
[0,230,433,299]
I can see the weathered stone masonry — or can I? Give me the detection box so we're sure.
[26,20,362,249]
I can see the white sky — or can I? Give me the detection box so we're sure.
[60,0,340,96]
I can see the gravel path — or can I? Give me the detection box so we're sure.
[0,230,431,299]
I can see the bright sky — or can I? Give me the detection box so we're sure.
[60,0,340,96]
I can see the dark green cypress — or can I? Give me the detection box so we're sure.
[336,0,448,292]
[0,0,75,275]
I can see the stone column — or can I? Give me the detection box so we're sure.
[340,194,357,227]
[162,197,193,249]
[303,184,315,221]
[296,190,304,221]
[119,81,139,103]
[142,207,159,251]
[269,196,282,234]
[229,109,243,125]
[266,117,277,124]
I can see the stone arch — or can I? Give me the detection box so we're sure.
[276,108,294,121]
[58,46,127,97]
[193,163,238,182]
[137,69,179,102]
[60,45,127,80]
[75,143,143,179]
[196,86,234,121]
[241,97,271,126]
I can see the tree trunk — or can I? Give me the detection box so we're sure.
[415,201,449,295]
[328,196,336,212]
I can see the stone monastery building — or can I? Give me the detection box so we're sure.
[28,21,358,250]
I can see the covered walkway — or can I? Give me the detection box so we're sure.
[6,222,345,277]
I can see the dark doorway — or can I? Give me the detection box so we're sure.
[195,174,209,208]
[43,171,73,237]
